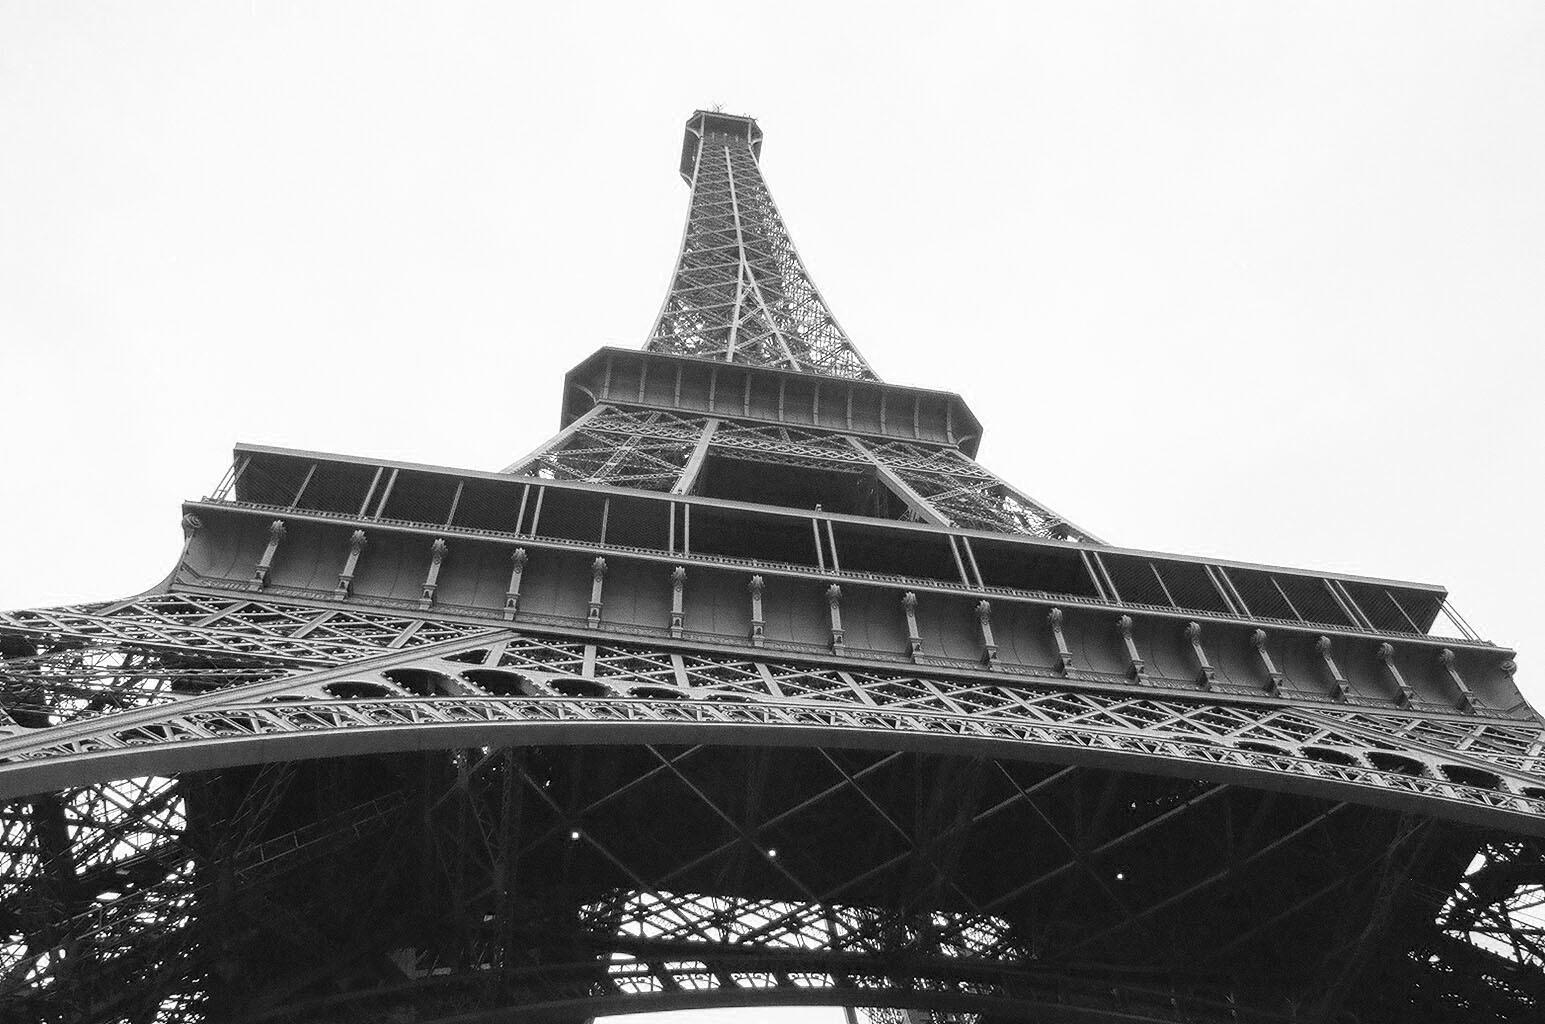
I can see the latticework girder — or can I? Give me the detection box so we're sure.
[0,592,1542,1020]
[647,113,878,381]
[1,597,1540,821]
[509,407,706,490]
[506,404,1094,540]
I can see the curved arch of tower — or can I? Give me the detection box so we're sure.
[2,110,1541,1024]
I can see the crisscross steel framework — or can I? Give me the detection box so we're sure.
[3,109,1542,1023]
[646,112,878,380]
[0,594,1542,1021]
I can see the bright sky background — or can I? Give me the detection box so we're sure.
[2,5,1543,1019]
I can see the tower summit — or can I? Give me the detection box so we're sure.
[1,111,1542,1023]
[677,109,763,182]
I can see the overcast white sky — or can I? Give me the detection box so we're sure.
[2,5,1543,1018]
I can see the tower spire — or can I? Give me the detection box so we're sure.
[645,110,879,381]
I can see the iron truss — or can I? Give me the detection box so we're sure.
[646,114,878,380]
[507,404,1090,539]
[1,592,1544,1020]
[6,107,1540,1024]
[1,596,1543,818]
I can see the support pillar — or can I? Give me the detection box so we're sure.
[669,566,686,638]
[504,547,528,620]
[1184,621,1216,688]
[1316,636,1352,701]
[826,584,845,655]
[902,591,923,660]
[588,557,607,629]
[1376,643,1416,707]
[251,519,285,591]
[1116,614,1146,682]
[1437,649,1477,712]
[179,513,202,565]
[334,530,366,599]
[1047,607,1074,675]
[748,575,765,646]
[419,538,449,610]
[976,600,998,667]
[1250,629,1287,696]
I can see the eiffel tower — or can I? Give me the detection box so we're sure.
[2,109,1542,1024]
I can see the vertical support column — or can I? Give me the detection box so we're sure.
[1437,649,1477,712]
[179,513,202,564]
[669,566,687,639]
[1183,622,1216,689]
[1047,607,1074,675]
[1116,615,1147,682]
[504,548,528,621]
[334,530,367,600]
[1315,636,1352,701]
[1250,629,1287,696]
[1376,643,1416,707]
[826,585,846,656]
[976,600,999,668]
[419,539,449,610]
[748,575,766,647]
[588,557,608,629]
[902,592,923,661]
[251,519,286,591]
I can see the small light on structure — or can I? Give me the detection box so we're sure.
[766,848,778,859]
[569,829,582,841]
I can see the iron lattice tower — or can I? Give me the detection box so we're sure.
[2,110,1542,1024]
